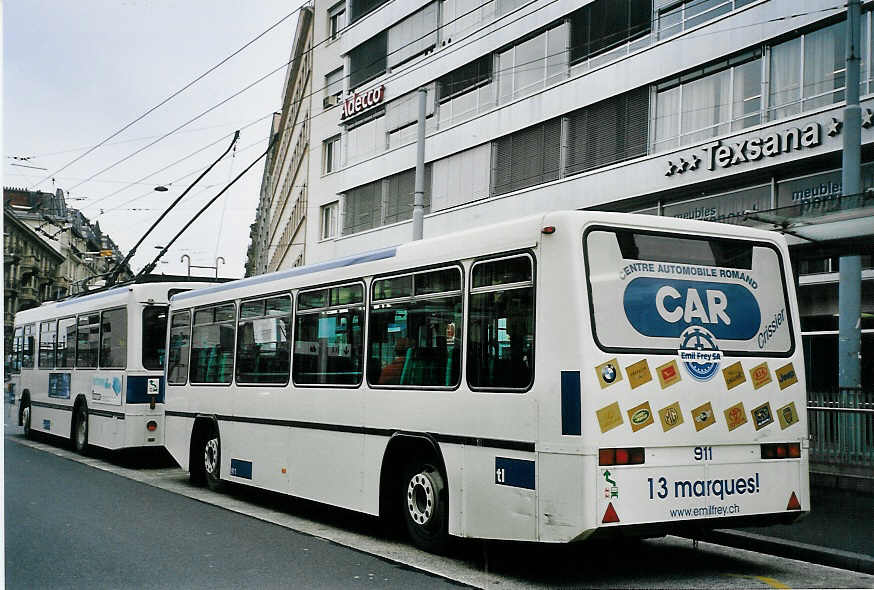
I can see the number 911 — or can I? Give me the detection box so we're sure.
[694,446,713,461]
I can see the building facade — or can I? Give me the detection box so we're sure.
[246,7,314,276]
[3,187,133,366]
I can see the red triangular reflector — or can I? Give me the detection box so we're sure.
[787,492,801,511]
[602,502,620,523]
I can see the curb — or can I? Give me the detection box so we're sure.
[687,529,874,575]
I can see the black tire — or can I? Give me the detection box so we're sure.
[202,430,223,492]
[73,405,89,454]
[401,460,449,553]
[21,400,32,439]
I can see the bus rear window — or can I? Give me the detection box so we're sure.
[142,306,168,370]
[616,231,752,269]
[584,228,793,356]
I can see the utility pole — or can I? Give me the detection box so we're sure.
[412,87,427,241]
[840,0,862,454]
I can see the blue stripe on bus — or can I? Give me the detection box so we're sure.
[55,287,130,307]
[171,246,398,302]
[230,459,253,479]
[561,371,582,436]
[126,376,164,404]
[495,457,535,489]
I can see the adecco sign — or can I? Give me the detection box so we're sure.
[341,86,385,120]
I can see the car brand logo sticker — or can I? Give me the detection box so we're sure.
[678,326,722,381]
[777,401,800,430]
[658,401,684,432]
[775,363,798,390]
[625,359,652,389]
[749,362,772,389]
[656,359,682,389]
[691,401,716,431]
[596,401,623,433]
[627,401,654,432]
[751,402,774,430]
[724,402,748,432]
[596,359,622,389]
[722,361,746,390]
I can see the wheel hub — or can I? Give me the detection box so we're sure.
[406,471,435,526]
[204,438,219,475]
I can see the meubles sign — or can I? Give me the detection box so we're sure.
[342,86,385,120]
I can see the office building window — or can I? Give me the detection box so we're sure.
[342,169,432,235]
[657,0,756,41]
[324,67,344,109]
[491,118,561,196]
[388,2,438,70]
[769,20,851,121]
[653,52,761,151]
[323,135,341,173]
[349,0,388,24]
[570,0,650,64]
[497,23,568,102]
[321,202,338,240]
[567,86,650,174]
[349,31,387,88]
[328,3,346,40]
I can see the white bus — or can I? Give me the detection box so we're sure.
[10,281,215,452]
[164,212,809,551]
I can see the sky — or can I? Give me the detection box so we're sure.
[4,0,304,279]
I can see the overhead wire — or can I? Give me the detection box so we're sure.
[33,0,310,189]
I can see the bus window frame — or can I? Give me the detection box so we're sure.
[367,263,464,391]
[467,250,537,394]
[189,301,237,386]
[38,319,57,369]
[167,308,192,386]
[292,280,366,389]
[20,323,36,369]
[10,326,23,373]
[98,306,128,370]
[142,305,169,372]
[581,225,796,358]
[75,312,101,370]
[55,316,77,369]
[236,291,293,387]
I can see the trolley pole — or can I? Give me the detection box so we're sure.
[840,0,862,454]
[412,87,427,241]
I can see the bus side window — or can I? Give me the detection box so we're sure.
[39,320,56,369]
[21,324,35,369]
[99,308,127,369]
[56,317,77,368]
[10,327,23,373]
[191,304,235,384]
[76,314,100,368]
[293,284,365,386]
[167,311,191,385]
[368,267,463,388]
[236,295,291,385]
[467,255,535,390]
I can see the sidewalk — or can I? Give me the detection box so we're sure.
[696,484,874,574]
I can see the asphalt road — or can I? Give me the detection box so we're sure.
[4,438,463,589]
[5,417,873,589]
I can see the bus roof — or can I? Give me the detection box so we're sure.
[169,211,787,309]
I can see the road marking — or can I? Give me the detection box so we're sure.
[727,573,791,588]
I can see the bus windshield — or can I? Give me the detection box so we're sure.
[142,306,169,370]
[585,228,793,356]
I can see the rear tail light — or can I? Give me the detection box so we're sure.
[146,420,158,432]
[760,442,800,459]
[599,447,645,466]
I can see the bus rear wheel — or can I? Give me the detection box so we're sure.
[73,406,89,454]
[203,434,223,492]
[401,460,448,553]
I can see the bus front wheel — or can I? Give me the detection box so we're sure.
[203,434,223,492]
[401,461,448,553]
